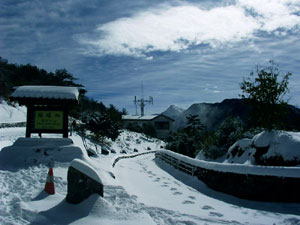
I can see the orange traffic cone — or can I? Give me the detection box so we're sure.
[44,168,55,195]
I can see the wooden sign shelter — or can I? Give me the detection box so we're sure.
[10,85,83,138]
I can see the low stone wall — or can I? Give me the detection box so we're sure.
[156,151,300,202]
[194,167,300,202]
[0,122,26,128]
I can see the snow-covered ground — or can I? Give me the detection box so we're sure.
[1,127,300,225]
[0,100,26,124]
[1,102,300,224]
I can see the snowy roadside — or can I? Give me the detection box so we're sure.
[0,128,161,224]
[114,154,300,225]
[1,127,300,225]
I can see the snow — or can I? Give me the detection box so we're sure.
[122,115,158,120]
[226,130,300,165]
[0,100,26,123]
[0,136,85,171]
[1,104,300,224]
[253,130,300,160]
[70,159,102,183]
[11,85,81,100]
[114,154,300,225]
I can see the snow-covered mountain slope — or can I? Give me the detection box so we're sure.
[0,100,26,123]
[163,99,250,131]
[162,98,300,131]
[161,104,184,120]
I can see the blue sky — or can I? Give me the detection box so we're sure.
[1,0,300,114]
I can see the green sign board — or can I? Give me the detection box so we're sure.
[34,111,63,130]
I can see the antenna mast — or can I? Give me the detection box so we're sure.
[134,82,153,116]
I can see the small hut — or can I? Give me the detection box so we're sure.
[10,85,84,138]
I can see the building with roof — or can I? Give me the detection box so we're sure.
[122,114,174,139]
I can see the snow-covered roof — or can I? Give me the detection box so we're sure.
[122,115,158,120]
[122,114,174,121]
[11,85,82,100]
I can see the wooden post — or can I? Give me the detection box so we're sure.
[63,107,69,138]
[26,106,32,138]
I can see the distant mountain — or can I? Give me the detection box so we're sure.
[162,98,300,131]
[162,105,184,120]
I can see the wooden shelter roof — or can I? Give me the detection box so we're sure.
[10,85,83,105]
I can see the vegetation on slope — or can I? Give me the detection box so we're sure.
[0,56,123,141]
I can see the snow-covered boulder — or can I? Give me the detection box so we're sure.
[225,130,300,166]
[66,159,103,204]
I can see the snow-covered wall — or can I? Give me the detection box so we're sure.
[156,150,300,202]
[157,150,300,178]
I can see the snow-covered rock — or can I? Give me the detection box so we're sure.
[67,159,104,204]
[70,159,102,184]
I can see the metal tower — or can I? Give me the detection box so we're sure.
[134,82,153,116]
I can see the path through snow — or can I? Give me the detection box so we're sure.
[113,154,300,225]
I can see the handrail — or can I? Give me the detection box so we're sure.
[156,151,196,176]
[112,150,156,167]
[155,150,300,202]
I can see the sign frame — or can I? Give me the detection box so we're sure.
[26,106,69,138]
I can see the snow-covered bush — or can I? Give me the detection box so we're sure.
[80,111,121,142]
[225,130,300,166]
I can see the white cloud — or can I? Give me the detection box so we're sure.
[79,0,300,57]
[237,0,300,32]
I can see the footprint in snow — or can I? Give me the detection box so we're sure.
[173,191,182,195]
[209,212,224,217]
[161,184,169,187]
[154,178,160,182]
[170,188,177,191]
[182,200,195,204]
[188,196,196,200]
[202,205,215,210]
